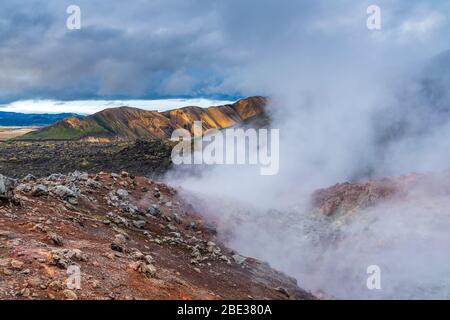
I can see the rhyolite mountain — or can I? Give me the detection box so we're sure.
[17,96,267,141]
[0,112,78,126]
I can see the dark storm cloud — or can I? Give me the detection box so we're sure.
[0,0,236,101]
[0,0,448,101]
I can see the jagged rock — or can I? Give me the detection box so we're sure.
[20,288,31,297]
[131,250,144,260]
[111,233,127,252]
[48,232,64,246]
[206,241,220,254]
[48,281,62,290]
[144,255,154,264]
[133,220,146,229]
[115,233,128,242]
[79,172,89,181]
[204,223,217,236]
[169,231,181,238]
[47,173,65,181]
[166,224,176,231]
[22,174,36,182]
[86,178,101,188]
[51,185,78,199]
[187,222,197,230]
[130,261,156,278]
[63,289,78,300]
[220,255,231,264]
[190,247,204,265]
[0,174,16,201]
[111,243,124,252]
[108,189,137,214]
[68,170,85,182]
[147,205,161,217]
[232,254,246,265]
[16,183,32,193]
[116,188,129,200]
[107,192,119,204]
[10,259,24,270]
[68,197,78,205]
[31,184,48,197]
[123,203,138,214]
[51,249,87,269]
[194,267,201,274]
[275,287,290,298]
[107,212,130,227]
[32,223,48,233]
[51,186,77,198]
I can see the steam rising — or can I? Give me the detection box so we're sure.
[165,1,450,299]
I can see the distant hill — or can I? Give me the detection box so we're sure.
[17,96,267,141]
[0,112,78,126]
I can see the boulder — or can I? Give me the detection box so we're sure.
[116,188,129,201]
[132,220,146,229]
[86,178,101,188]
[22,174,36,182]
[31,184,48,197]
[51,185,78,199]
[130,261,157,278]
[51,249,87,269]
[47,173,66,182]
[0,174,16,201]
[147,205,161,217]
[63,289,78,300]
[16,183,32,193]
[232,254,247,265]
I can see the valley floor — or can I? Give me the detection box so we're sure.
[0,127,38,141]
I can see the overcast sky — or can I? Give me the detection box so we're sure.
[0,98,235,114]
[0,0,448,113]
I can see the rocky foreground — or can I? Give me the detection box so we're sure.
[0,171,314,300]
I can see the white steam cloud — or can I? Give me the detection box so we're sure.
[165,0,450,299]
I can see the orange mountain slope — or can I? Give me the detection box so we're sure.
[17,97,267,141]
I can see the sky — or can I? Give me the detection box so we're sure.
[0,0,448,112]
[0,98,236,114]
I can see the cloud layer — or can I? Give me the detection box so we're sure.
[1,0,448,103]
[0,98,235,114]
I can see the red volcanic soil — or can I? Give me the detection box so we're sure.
[0,171,314,300]
[311,172,450,217]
